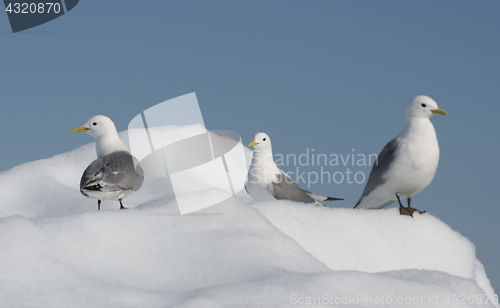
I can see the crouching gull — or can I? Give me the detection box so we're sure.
[72,115,144,210]
[245,132,343,205]
[354,95,448,216]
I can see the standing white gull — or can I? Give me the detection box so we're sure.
[354,95,448,216]
[72,115,144,210]
[245,132,343,205]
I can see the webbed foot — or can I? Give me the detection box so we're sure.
[399,206,425,217]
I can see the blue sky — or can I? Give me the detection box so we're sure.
[1,1,499,292]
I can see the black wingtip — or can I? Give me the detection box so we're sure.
[325,197,344,201]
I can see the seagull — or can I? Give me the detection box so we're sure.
[354,95,448,216]
[72,115,144,210]
[245,132,343,205]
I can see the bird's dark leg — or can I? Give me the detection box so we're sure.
[98,200,101,211]
[119,200,127,210]
[396,194,404,207]
[407,197,411,208]
[397,194,413,217]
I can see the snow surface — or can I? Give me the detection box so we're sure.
[0,125,497,307]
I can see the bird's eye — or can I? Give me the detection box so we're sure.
[421,103,426,107]
[92,122,97,126]
[263,138,266,141]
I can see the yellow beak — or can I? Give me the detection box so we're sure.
[431,108,448,116]
[248,140,259,147]
[71,126,88,133]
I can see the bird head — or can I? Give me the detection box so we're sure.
[248,132,272,152]
[71,115,118,139]
[405,95,448,120]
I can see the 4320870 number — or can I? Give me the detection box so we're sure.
[5,3,61,14]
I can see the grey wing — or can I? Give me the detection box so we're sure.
[80,151,144,195]
[354,138,399,208]
[270,173,317,204]
[80,157,106,196]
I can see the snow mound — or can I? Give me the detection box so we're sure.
[253,203,475,278]
[0,125,497,307]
